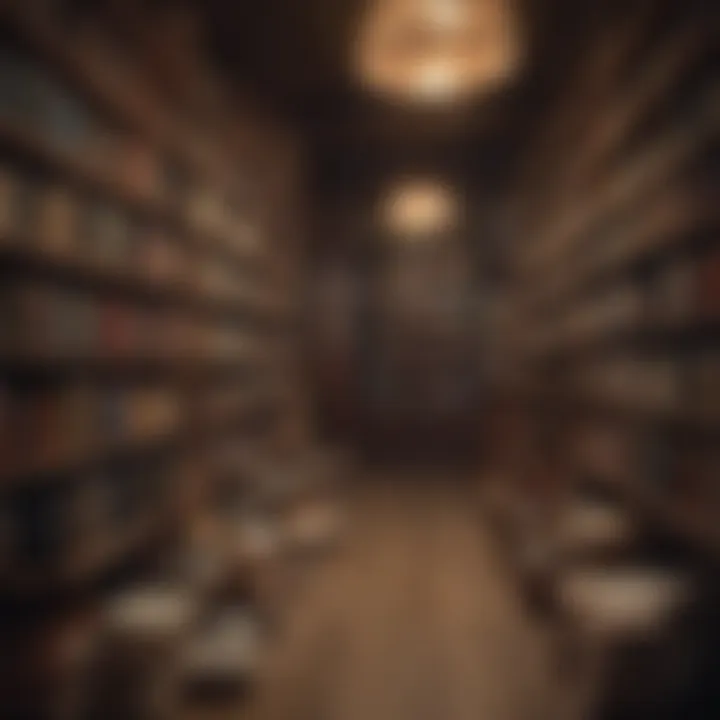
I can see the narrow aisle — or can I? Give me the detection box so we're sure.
[244,477,558,720]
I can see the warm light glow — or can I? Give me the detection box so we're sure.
[422,0,468,32]
[415,60,459,100]
[355,0,522,104]
[382,181,459,236]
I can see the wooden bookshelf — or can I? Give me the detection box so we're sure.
[0,0,304,610]
[491,21,718,554]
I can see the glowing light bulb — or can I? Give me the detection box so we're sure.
[383,180,458,236]
[415,60,458,100]
[423,0,467,32]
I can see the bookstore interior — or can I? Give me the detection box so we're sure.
[0,0,717,718]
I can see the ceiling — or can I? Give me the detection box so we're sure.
[198,0,546,190]
[201,0,368,115]
[185,0,717,275]
[192,0,710,131]
[195,0,713,197]
[201,0,598,151]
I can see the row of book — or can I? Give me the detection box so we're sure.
[565,353,720,417]
[0,381,182,479]
[526,248,720,355]
[0,158,266,303]
[572,419,720,508]
[0,50,261,256]
[0,453,179,574]
[0,281,265,361]
[0,161,185,277]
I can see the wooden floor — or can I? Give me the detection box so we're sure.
[190,476,561,720]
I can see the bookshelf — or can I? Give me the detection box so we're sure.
[486,4,719,564]
[0,0,302,604]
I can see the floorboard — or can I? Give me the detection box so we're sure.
[185,476,561,720]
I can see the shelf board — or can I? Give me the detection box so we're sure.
[519,196,716,318]
[595,472,720,558]
[0,243,282,320]
[624,482,720,555]
[0,499,184,598]
[0,395,273,489]
[0,355,268,376]
[528,318,720,360]
[570,456,720,558]
[0,356,190,378]
[0,425,184,489]
[0,241,187,300]
[507,383,719,433]
[0,118,177,225]
[576,393,720,432]
[521,96,719,291]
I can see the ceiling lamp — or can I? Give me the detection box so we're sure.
[415,59,459,101]
[381,180,459,237]
[421,0,468,32]
[355,0,522,104]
